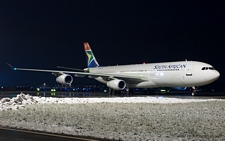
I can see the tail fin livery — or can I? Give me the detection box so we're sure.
[84,42,100,68]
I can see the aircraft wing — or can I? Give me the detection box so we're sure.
[56,66,86,72]
[11,66,148,81]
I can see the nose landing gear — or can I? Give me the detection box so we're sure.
[192,86,197,96]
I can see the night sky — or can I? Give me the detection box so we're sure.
[0,0,224,86]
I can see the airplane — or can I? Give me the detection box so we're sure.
[8,42,220,95]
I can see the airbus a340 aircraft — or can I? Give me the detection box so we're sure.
[9,42,220,95]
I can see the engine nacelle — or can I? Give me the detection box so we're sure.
[56,74,73,86]
[107,79,126,90]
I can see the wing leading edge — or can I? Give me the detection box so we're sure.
[10,66,148,82]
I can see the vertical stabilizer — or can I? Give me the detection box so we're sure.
[84,42,100,68]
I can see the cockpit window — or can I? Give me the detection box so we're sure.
[202,67,215,70]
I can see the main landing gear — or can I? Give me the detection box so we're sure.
[126,87,129,95]
[108,87,131,96]
[108,88,122,95]
[108,88,114,95]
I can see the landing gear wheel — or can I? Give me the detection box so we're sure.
[192,92,196,96]
[192,86,197,96]
[109,88,115,95]
[126,87,130,96]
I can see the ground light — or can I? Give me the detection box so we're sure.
[51,89,56,96]
[50,89,56,92]
[160,89,167,93]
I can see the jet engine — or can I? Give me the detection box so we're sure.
[107,79,126,90]
[56,74,73,86]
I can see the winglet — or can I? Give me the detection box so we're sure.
[7,63,17,70]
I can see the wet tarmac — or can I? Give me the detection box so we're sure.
[0,91,225,99]
[0,91,111,99]
[0,126,109,141]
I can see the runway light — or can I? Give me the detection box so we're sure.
[51,92,56,96]
[51,89,55,92]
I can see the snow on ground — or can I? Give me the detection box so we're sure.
[0,93,38,111]
[33,95,219,104]
[1,93,225,140]
[0,93,219,111]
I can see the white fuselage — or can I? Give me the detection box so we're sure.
[89,61,220,88]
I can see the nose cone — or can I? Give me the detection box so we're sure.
[214,70,220,80]
[209,70,220,82]
[202,70,220,85]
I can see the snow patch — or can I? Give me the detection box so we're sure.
[0,93,38,111]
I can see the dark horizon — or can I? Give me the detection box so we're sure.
[1,0,224,86]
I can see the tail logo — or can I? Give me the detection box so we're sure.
[84,42,99,68]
